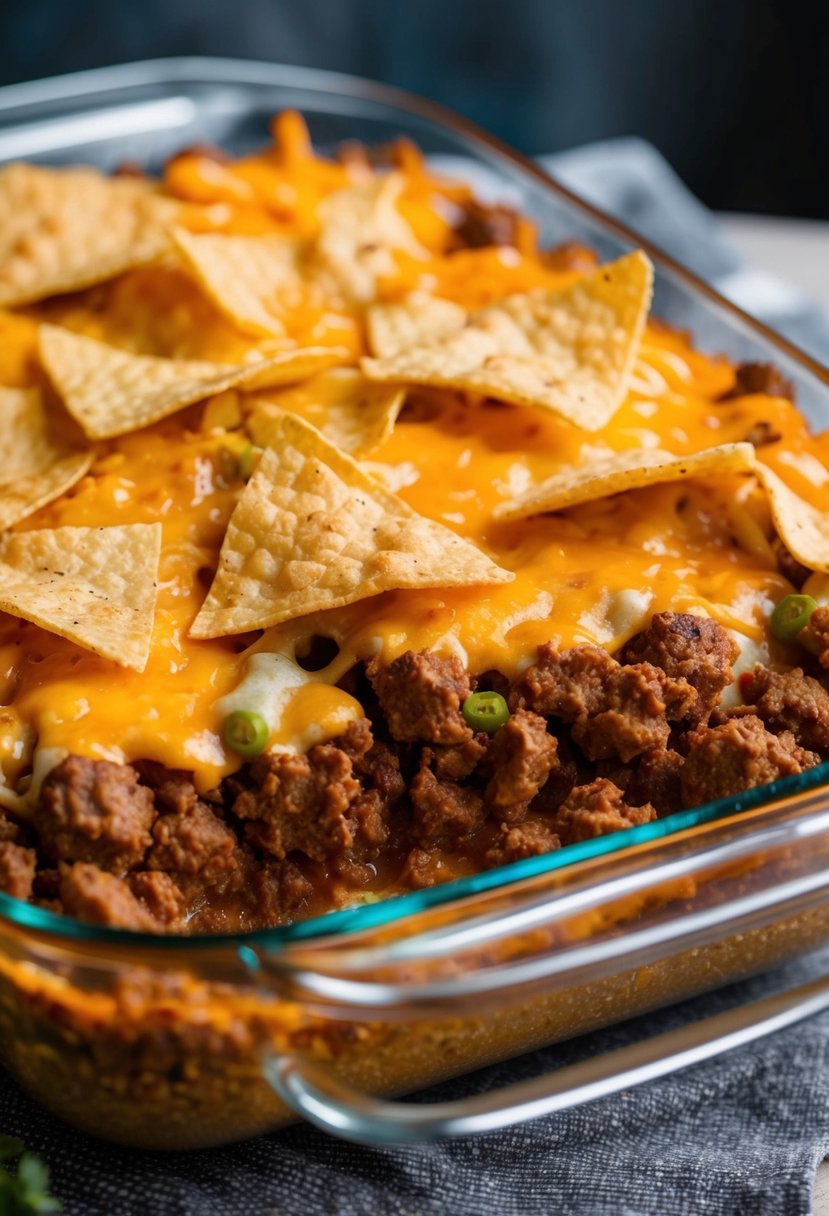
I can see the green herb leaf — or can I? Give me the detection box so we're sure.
[0,1139,61,1215]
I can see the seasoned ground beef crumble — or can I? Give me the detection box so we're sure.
[2,612,826,934]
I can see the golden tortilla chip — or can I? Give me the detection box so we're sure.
[246,369,405,456]
[756,464,829,575]
[0,522,161,671]
[362,250,654,430]
[172,228,304,336]
[190,412,512,638]
[313,173,428,302]
[0,163,180,306]
[367,292,467,358]
[0,387,93,530]
[494,442,758,521]
[39,324,348,440]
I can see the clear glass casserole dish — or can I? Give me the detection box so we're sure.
[1,56,829,1150]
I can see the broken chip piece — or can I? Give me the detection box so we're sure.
[0,522,161,671]
[172,228,304,336]
[0,163,181,306]
[362,250,654,430]
[313,174,429,301]
[494,442,759,521]
[366,291,467,359]
[0,386,93,530]
[189,411,513,638]
[38,324,349,439]
[245,368,405,456]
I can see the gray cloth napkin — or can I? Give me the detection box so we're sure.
[4,140,829,1216]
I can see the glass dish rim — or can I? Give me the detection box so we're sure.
[1,54,828,952]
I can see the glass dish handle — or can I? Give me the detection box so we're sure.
[265,971,829,1144]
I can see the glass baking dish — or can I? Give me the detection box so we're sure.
[1,56,829,1150]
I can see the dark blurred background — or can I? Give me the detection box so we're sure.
[4,0,828,218]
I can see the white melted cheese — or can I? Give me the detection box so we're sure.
[215,651,361,754]
[722,629,772,709]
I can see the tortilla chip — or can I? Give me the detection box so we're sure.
[367,292,467,359]
[0,163,180,306]
[172,228,304,336]
[313,174,428,302]
[0,387,93,530]
[362,251,654,430]
[494,442,758,521]
[190,412,512,638]
[246,369,405,456]
[0,523,161,671]
[39,324,348,440]
[756,465,829,574]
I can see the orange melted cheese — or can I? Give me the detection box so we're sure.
[1,116,828,796]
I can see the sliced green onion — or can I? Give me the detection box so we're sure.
[238,443,262,480]
[770,593,818,643]
[222,709,269,758]
[462,690,510,733]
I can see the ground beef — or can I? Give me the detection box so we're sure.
[0,841,36,901]
[148,801,239,884]
[401,847,443,889]
[35,756,156,875]
[743,665,829,753]
[801,606,829,668]
[248,859,314,925]
[625,748,685,816]
[743,420,783,447]
[58,862,160,931]
[410,766,486,844]
[450,200,520,249]
[719,362,795,401]
[512,644,697,762]
[128,872,186,927]
[485,710,559,818]
[134,761,199,815]
[554,779,656,845]
[369,650,472,744]
[233,744,360,862]
[426,734,490,782]
[485,819,560,867]
[622,612,738,724]
[345,787,391,846]
[0,812,23,843]
[680,715,819,807]
[20,630,829,935]
[335,718,406,805]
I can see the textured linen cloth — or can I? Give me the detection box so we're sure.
[3,141,829,1216]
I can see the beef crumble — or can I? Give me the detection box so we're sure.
[718,361,795,402]
[3,612,828,935]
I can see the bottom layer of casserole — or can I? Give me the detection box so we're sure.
[2,615,829,933]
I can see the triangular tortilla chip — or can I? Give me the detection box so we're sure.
[756,464,829,575]
[313,174,428,302]
[0,163,181,306]
[172,228,304,336]
[0,387,93,530]
[0,523,161,671]
[367,292,467,359]
[39,324,349,439]
[190,412,512,638]
[246,369,405,456]
[494,442,758,521]
[362,251,654,430]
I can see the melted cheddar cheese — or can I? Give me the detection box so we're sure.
[1,117,827,798]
